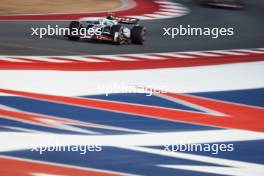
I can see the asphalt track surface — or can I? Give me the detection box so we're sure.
[0,0,263,56]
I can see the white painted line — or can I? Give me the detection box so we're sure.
[209,51,247,55]
[234,49,264,54]
[155,1,178,5]
[181,52,221,57]
[157,53,196,58]
[0,57,31,62]
[126,54,167,60]
[64,56,106,62]
[156,93,226,116]
[144,14,169,18]
[0,61,263,96]
[15,56,72,63]
[254,49,264,53]
[95,55,137,61]
[1,129,263,151]
[0,93,12,96]
[155,11,181,16]
[159,5,186,10]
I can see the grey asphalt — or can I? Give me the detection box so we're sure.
[0,0,263,56]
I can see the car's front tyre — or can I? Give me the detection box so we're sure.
[110,25,124,45]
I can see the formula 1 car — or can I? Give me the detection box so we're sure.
[198,0,244,8]
[66,15,146,45]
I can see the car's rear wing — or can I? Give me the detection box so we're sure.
[108,16,139,24]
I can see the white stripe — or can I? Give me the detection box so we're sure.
[0,93,12,96]
[156,93,226,116]
[255,49,264,52]
[0,62,263,96]
[36,57,73,63]
[157,53,195,58]
[234,49,264,54]
[155,1,178,5]
[17,56,72,63]
[126,54,166,60]
[63,56,105,62]
[254,50,264,54]
[159,5,185,9]
[144,14,169,18]
[155,11,181,16]
[95,55,137,61]
[209,51,247,55]
[0,57,31,62]
[1,129,263,151]
[181,52,220,57]
[2,126,51,134]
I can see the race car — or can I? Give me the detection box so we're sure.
[66,15,146,45]
[197,0,244,8]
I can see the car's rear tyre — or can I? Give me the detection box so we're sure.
[68,21,81,41]
[110,25,124,45]
[131,26,146,45]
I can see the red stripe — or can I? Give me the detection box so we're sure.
[0,156,123,176]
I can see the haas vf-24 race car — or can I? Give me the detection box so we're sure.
[67,15,146,45]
